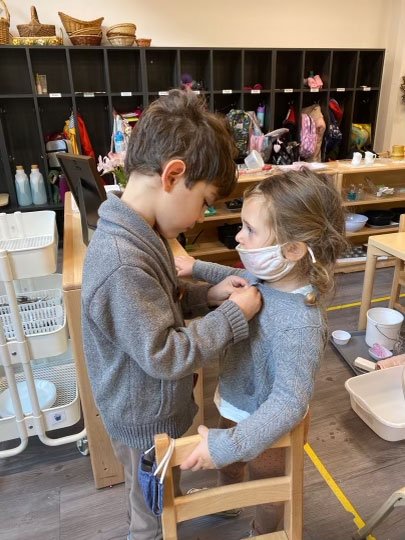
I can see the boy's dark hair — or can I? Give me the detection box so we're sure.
[125,89,238,197]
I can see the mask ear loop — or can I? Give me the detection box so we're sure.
[307,246,317,264]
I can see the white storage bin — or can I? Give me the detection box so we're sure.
[345,366,405,441]
[0,342,80,442]
[0,211,57,279]
[0,274,68,360]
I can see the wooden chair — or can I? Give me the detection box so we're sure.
[388,213,405,314]
[155,414,309,540]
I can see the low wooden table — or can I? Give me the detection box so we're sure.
[358,232,405,330]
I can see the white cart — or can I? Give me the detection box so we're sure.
[0,210,85,458]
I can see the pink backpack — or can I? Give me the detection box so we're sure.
[300,113,317,159]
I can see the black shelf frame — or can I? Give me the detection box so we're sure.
[0,45,385,217]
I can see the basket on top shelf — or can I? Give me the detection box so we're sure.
[17,6,55,37]
[136,38,152,47]
[106,22,136,47]
[0,0,10,45]
[58,11,104,35]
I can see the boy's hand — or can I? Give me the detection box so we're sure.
[180,425,215,471]
[175,255,196,277]
[207,275,248,306]
[229,285,262,321]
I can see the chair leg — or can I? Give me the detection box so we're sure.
[284,420,305,540]
[352,487,405,540]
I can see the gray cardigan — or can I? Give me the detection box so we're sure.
[81,194,249,449]
[193,260,328,468]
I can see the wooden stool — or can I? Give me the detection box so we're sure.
[155,415,309,540]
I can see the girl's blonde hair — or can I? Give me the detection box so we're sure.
[244,169,347,305]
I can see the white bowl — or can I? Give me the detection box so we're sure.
[345,213,368,233]
[332,330,351,345]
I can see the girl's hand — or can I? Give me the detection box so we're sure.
[207,275,249,306]
[229,285,262,321]
[175,255,196,277]
[180,425,215,471]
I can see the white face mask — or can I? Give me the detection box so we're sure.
[236,243,296,282]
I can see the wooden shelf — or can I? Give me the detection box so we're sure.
[186,241,235,258]
[346,225,399,237]
[343,194,405,207]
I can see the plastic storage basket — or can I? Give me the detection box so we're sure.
[0,341,80,441]
[0,211,57,279]
[345,366,405,441]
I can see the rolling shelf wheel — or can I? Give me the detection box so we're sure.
[76,436,89,456]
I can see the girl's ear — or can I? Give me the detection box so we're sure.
[161,159,186,192]
[283,242,307,262]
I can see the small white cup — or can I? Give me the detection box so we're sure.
[364,151,376,165]
[351,152,362,166]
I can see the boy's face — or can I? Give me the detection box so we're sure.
[157,178,218,239]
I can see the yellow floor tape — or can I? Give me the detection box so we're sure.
[327,292,405,312]
[305,443,377,540]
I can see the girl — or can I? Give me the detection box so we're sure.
[175,169,346,535]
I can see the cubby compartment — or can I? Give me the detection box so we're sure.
[74,96,110,159]
[273,92,300,135]
[303,50,331,88]
[243,50,273,90]
[331,50,357,89]
[243,93,271,131]
[111,95,144,116]
[302,90,328,110]
[69,48,107,94]
[179,49,211,92]
[0,48,31,95]
[275,51,303,90]
[107,49,142,94]
[0,98,45,177]
[357,50,385,88]
[29,49,71,95]
[329,90,354,155]
[37,97,72,141]
[212,50,242,91]
[213,93,242,115]
[145,49,178,93]
[353,90,379,126]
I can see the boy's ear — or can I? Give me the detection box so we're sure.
[283,242,307,262]
[161,159,186,192]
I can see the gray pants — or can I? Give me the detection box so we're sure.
[111,439,163,540]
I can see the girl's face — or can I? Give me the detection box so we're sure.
[235,196,275,249]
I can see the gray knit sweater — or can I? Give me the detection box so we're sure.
[81,194,249,449]
[193,260,328,468]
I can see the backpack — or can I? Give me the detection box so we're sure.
[299,113,317,160]
[325,109,342,154]
[226,109,252,159]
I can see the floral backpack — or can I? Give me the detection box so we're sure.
[299,113,317,160]
[226,109,252,159]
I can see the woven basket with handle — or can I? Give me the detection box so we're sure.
[0,0,10,45]
[17,6,56,37]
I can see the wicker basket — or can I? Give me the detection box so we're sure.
[69,27,102,37]
[0,0,10,45]
[17,6,55,37]
[106,23,136,36]
[136,38,152,48]
[69,34,102,46]
[58,12,103,35]
[108,34,135,47]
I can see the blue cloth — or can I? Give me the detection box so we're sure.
[138,448,164,516]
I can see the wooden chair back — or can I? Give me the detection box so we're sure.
[389,213,405,313]
[155,414,309,540]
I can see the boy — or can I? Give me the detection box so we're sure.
[81,89,261,540]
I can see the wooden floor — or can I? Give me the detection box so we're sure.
[1,268,405,540]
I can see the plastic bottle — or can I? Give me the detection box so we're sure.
[114,118,125,153]
[29,165,47,205]
[256,103,265,128]
[15,166,32,206]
